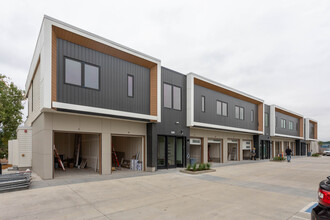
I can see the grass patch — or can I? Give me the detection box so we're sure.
[272,156,286,161]
[312,153,321,157]
[187,163,211,172]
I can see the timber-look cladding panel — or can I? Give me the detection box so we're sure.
[51,25,158,117]
[310,120,318,139]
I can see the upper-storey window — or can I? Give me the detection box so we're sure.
[251,110,254,122]
[201,96,205,112]
[289,121,293,130]
[84,64,99,89]
[216,101,228,116]
[173,86,181,110]
[65,57,100,90]
[127,75,134,97]
[163,83,181,110]
[164,83,172,108]
[265,113,269,127]
[65,58,82,86]
[235,106,244,120]
[281,119,286,128]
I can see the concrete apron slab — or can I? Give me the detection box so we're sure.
[0,157,327,220]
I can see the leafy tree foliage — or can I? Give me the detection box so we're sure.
[0,74,25,158]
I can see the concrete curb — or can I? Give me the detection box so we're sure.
[180,169,216,175]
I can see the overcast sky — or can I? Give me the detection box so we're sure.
[1,0,329,140]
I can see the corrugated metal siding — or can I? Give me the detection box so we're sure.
[275,111,300,136]
[17,129,32,167]
[57,39,150,115]
[194,84,258,131]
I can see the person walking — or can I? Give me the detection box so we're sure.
[285,147,292,162]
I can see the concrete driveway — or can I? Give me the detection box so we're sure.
[1,156,328,220]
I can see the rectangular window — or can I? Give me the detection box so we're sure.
[127,75,134,97]
[65,58,82,86]
[216,101,222,115]
[201,96,205,112]
[173,86,181,110]
[289,121,293,130]
[164,83,172,108]
[281,119,286,128]
[235,106,240,119]
[222,102,228,116]
[251,110,254,122]
[240,107,244,120]
[84,64,99,89]
[265,113,269,127]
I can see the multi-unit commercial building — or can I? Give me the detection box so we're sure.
[18,16,319,179]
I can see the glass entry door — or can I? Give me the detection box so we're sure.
[157,136,184,169]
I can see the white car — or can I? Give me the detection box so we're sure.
[323,149,330,156]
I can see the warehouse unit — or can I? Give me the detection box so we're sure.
[11,15,321,179]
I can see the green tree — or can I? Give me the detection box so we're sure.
[0,74,25,158]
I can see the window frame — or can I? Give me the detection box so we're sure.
[235,106,240,119]
[281,119,286,129]
[201,96,206,112]
[163,83,173,109]
[127,74,134,98]
[222,101,228,117]
[251,110,254,122]
[265,113,269,127]
[239,107,245,120]
[173,85,182,111]
[216,100,222,115]
[64,57,100,91]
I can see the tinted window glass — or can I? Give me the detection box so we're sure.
[240,107,244,120]
[235,106,239,119]
[216,101,221,115]
[251,110,254,122]
[65,58,81,86]
[222,102,228,116]
[202,96,205,112]
[128,75,133,97]
[84,64,99,89]
[173,86,181,110]
[164,83,172,108]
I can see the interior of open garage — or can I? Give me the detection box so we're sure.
[227,142,238,161]
[111,136,144,172]
[190,138,202,164]
[53,132,101,178]
[208,139,221,163]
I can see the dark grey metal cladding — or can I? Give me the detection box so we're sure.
[264,104,270,136]
[275,111,300,136]
[157,67,189,136]
[309,122,315,139]
[194,85,258,131]
[147,67,190,168]
[57,38,150,115]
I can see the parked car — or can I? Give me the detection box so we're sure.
[311,176,330,219]
[323,149,330,156]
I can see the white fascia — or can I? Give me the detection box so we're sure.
[157,63,161,122]
[304,118,309,140]
[186,74,194,127]
[274,133,304,140]
[52,102,158,121]
[193,122,263,135]
[270,105,276,136]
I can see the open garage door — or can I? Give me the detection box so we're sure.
[111,135,144,172]
[53,132,101,178]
